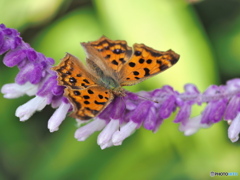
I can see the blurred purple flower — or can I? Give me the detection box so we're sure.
[0,24,70,127]
[1,24,240,149]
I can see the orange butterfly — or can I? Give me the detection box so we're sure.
[52,36,179,120]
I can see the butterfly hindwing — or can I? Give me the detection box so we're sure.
[119,43,180,86]
[64,86,114,120]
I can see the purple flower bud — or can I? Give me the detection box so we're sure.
[159,95,176,119]
[201,98,228,124]
[174,102,192,124]
[0,31,4,48]
[109,96,126,120]
[26,49,38,62]
[129,101,152,125]
[143,107,158,130]
[224,94,240,120]
[3,49,27,67]
[37,76,58,97]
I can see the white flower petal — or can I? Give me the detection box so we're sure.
[48,102,71,132]
[97,119,120,148]
[74,118,106,141]
[100,141,113,150]
[112,121,138,146]
[1,82,38,98]
[179,115,210,136]
[15,96,48,121]
[228,112,240,142]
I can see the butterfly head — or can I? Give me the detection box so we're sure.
[112,86,126,97]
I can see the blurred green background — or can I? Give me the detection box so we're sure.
[1,0,240,179]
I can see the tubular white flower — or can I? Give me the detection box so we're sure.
[74,118,106,141]
[48,102,71,132]
[1,82,38,98]
[228,112,240,142]
[15,96,49,121]
[179,115,211,136]
[97,119,120,149]
[112,121,138,146]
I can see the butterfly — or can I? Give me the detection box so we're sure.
[52,36,180,120]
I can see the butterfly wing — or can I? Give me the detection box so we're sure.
[81,36,132,76]
[119,43,180,86]
[52,53,98,89]
[65,86,114,120]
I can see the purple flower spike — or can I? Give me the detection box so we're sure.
[0,24,69,130]
[3,23,240,149]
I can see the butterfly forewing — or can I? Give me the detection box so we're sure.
[65,86,113,120]
[81,36,133,73]
[119,44,180,86]
[52,53,97,89]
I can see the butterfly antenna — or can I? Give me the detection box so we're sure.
[136,94,159,104]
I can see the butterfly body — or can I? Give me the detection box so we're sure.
[52,36,180,120]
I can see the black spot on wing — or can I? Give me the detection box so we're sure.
[133,71,139,75]
[119,58,126,64]
[94,100,106,105]
[66,71,71,75]
[112,60,119,65]
[84,101,90,105]
[98,95,103,99]
[105,54,111,58]
[113,49,123,54]
[146,59,152,64]
[69,77,77,83]
[135,51,141,56]
[129,62,136,67]
[83,79,90,84]
[139,59,144,64]
[144,68,150,76]
[88,89,94,94]
[74,91,81,96]
[83,95,90,99]
[157,60,162,65]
